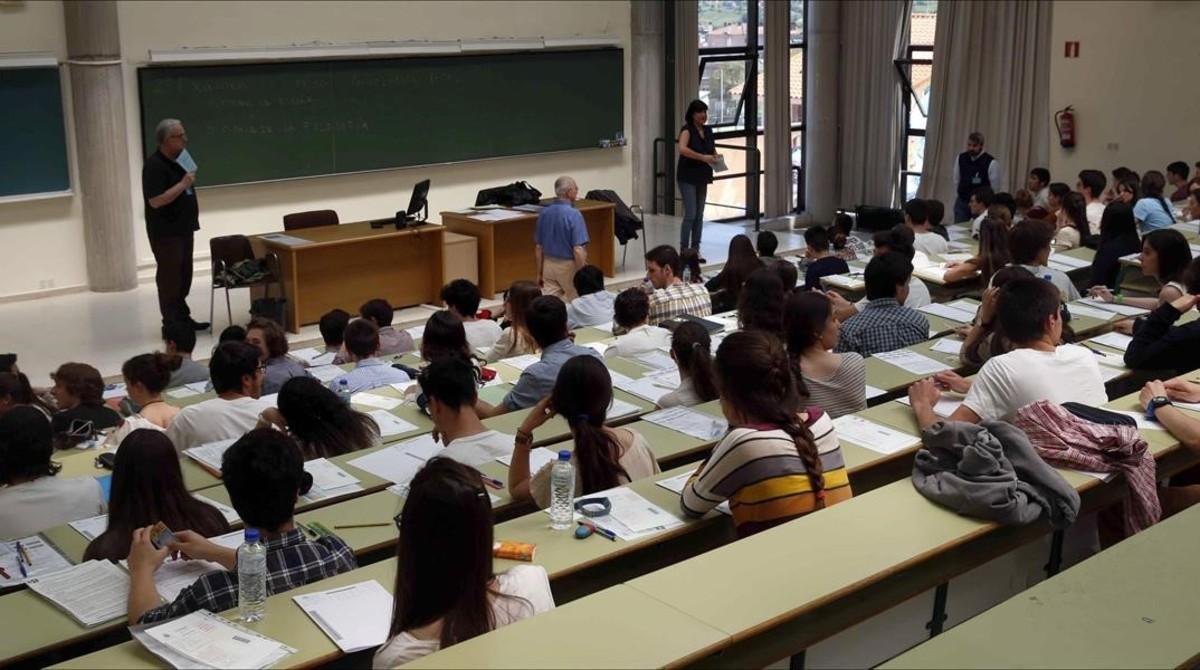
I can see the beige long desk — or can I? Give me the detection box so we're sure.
[257,221,445,333]
[882,503,1200,670]
[440,199,616,298]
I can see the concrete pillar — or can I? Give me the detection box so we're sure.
[803,0,840,224]
[631,1,666,209]
[63,0,137,292]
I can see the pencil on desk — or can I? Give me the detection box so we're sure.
[333,522,392,529]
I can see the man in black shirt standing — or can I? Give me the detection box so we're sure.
[142,118,207,330]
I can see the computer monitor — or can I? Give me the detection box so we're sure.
[404,179,430,222]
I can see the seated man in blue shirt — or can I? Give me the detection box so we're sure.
[567,265,616,330]
[477,295,601,417]
[536,176,589,301]
[125,429,357,624]
[328,319,411,393]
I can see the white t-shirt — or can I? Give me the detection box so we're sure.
[913,231,949,256]
[855,276,931,312]
[604,324,673,359]
[962,345,1107,422]
[372,564,555,669]
[1033,187,1051,210]
[166,395,274,452]
[1016,264,1082,302]
[0,476,106,538]
[440,430,514,467]
[1085,201,1104,237]
[463,320,503,353]
[971,211,987,237]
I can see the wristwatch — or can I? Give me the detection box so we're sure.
[1146,395,1172,419]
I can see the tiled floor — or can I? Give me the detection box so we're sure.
[1,215,808,382]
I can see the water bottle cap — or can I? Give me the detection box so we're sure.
[557,450,571,461]
[244,528,260,542]
[339,380,348,387]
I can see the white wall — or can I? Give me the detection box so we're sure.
[0,0,632,299]
[1048,0,1200,183]
[0,1,88,297]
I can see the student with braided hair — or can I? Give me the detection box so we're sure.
[507,356,659,509]
[681,331,852,537]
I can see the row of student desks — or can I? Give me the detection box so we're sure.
[7,265,1183,666]
[51,381,1200,670]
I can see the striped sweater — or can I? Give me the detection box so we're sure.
[681,409,853,536]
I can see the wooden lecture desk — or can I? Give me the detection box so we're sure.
[882,503,1200,670]
[440,199,615,297]
[256,221,445,333]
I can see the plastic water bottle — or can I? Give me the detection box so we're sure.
[549,450,575,530]
[335,379,352,406]
[237,528,267,622]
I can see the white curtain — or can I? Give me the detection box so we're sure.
[919,0,1053,209]
[838,0,910,208]
[674,1,700,133]
[764,0,793,217]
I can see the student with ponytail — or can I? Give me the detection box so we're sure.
[122,352,183,428]
[374,458,554,667]
[681,331,852,537]
[508,356,659,508]
[658,322,719,408]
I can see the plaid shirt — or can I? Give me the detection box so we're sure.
[647,281,712,325]
[834,298,929,356]
[138,529,357,624]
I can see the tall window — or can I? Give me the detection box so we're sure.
[897,1,937,201]
[697,0,805,220]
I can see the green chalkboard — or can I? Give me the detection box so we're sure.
[137,49,624,187]
[0,66,71,198]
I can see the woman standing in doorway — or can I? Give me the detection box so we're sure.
[677,99,722,255]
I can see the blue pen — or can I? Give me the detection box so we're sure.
[14,544,27,578]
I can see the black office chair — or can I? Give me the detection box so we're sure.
[282,209,339,231]
[208,235,280,330]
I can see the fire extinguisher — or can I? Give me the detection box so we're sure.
[1055,106,1076,148]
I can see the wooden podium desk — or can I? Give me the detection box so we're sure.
[440,200,615,297]
[256,222,444,333]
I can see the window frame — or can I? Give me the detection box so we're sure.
[896,44,933,202]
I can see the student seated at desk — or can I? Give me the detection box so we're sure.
[658,322,719,408]
[1139,378,1200,514]
[968,186,994,237]
[757,230,779,259]
[832,212,872,262]
[374,458,554,668]
[958,266,1030,367]
[772,257,799,294]
[257,377,381,459]
[906,199,949,257]
[121,353,181,429]
[246,317,311,396]
[645,245,713,325]
[359,298,416,356]
[801,225,849,291]
[49,362,121,447]
[1134,171,1175,235]
[126,429,357,625]
[317,308,351,361]
[738,267,787,340]
[1087,202,1143,291]
[166,341,273,452]
[329,319,411,393]
[942,216,1011,284]
[827,225,932,322]
[1053,192,1089,250]
[566,265,616,330]
[1078,169,1107,236]
[1089,228,1191,328]
[927,198,950,240]
[1007,218,1081,301]
[420,311,474,364]
[508,356,659,508]
[162,320,209,388]
[417,357,514,466]
[478,296,601,417]
[785,292,866,418]
[84,430,228,562]
[681,331,851,537]
[1124,260,1200,374]
[908,276,1106,428]
[0,406,106,538]
[606,288,672,359]
[706,234,762,313]
[485,281,541,363]
[441,279,502,352]
[0,372,46,418]
[834,252,929,356]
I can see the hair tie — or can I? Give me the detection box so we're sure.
[574,413,591,424]
[692,342,703,351]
